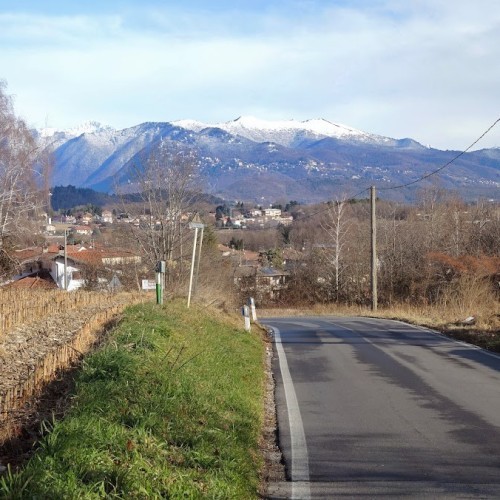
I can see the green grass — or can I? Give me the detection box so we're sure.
[0,301,265,499]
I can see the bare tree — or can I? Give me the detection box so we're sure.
[119,141,200,286]
[0,82,42,273]
[320,196,351,300]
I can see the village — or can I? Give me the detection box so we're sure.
[6,203,296,303]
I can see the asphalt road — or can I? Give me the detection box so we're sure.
[263,316,500,499]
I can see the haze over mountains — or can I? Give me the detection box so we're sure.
[38,116,500,203]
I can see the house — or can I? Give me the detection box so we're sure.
[263,208,282,218]
[46,247,142,290]
[256,267,289,299]
[81,212,93,225]
[248,209,263,217]
[5,269,58,290]
[234,265,289,303]
[71,225,93,236]
[45,223,57,234]
[102,210,113,224]
[63,215,77,224]
[49,254,84,290]
[7,244,142,291]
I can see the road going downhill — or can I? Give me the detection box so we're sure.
[263,316,500,499]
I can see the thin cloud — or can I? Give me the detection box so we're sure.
[0,1,498,150]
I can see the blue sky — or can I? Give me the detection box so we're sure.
[1,0,499,150]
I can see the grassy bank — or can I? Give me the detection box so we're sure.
[1,301,265,498]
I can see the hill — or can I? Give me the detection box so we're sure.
[40,117,500,203]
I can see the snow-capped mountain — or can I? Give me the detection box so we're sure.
[173,115,394,148]
[43,117,500,203]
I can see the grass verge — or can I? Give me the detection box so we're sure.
[0,300,265,499]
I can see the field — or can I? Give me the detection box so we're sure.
[0,290,147,444]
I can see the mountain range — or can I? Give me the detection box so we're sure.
[38,116,500,204]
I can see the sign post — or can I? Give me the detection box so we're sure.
[187,221,204,308]
[155,261,166,305]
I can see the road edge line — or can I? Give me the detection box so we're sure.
[272,326,311,499]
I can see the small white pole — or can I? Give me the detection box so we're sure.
[243,305,251,331]
[248,297,257,322]
[194,226,204,295]
[187,227,198,308]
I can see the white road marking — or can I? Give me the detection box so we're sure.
[272,326,311,499]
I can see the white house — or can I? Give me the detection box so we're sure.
[263,208,282,218]
[49,255,84,291]
[102,210,113,224]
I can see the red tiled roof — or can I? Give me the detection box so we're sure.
[7,270,57,290]
[61,248,141,266]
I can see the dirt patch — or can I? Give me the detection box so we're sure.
[259,326,286,497]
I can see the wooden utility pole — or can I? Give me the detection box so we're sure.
[370,186,378,311]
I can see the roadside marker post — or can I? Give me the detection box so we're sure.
[248,297,257,322]
[242,305,251,331]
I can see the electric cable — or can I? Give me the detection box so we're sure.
[295,117,500,221]
[378,117,500,191]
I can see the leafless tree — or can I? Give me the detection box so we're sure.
[119,140,200,287]
[320,196,351,300]
[0,81,43,275]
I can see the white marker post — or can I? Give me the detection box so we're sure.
[248,297,257,322]
[242,305,251,331]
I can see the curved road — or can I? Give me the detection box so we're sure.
[263,316,500,499]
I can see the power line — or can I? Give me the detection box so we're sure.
[378,117,500,191]
[295,117,500,221]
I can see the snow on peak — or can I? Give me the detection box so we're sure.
[171,119,207,132]
[66,121,114,136]
[172,116,375,146]
[40,121,114,138]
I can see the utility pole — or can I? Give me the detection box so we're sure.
[370,186,378,311]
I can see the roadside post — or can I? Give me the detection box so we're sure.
[242,305,251,331]
[248,297,257,322]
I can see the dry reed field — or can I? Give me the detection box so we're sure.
[0,289,126,338]
[0,290,148,444]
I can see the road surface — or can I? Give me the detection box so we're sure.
[263,316,500,498]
